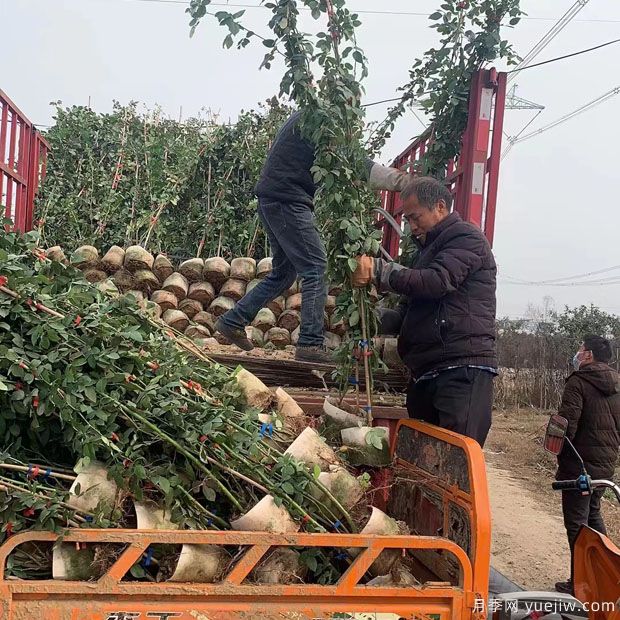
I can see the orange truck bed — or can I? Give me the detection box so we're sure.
[0,418,491,620]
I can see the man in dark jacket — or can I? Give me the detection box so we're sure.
[555,334,620,595]
[215,110,410,363]
[353,176,497,446]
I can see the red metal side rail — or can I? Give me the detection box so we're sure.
[378,68,507,255]
[0,89,50,233]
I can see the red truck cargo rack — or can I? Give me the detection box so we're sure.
[378,68,507,254]
[0,89,49,233]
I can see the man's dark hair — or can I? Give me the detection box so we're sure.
[401,176,453,210]
[583,334,613,363]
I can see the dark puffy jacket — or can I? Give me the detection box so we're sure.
[255,111,316,208]
[255,111,375,208]
[389,212,497,378]
[556,362,620,480]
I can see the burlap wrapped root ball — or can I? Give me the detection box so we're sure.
[184,324,212,339]
[163,309,190,332]
[153,254,174,282]
[193,311,216,333]
[162,273,189,301]
[219,278,247,302]
[134,270,160,294]
[203,257,230,291]
[112,269,136,292]
[267,327,290,349]
[230,257,256,282]
[150,290,178,312]
[71,246,99,270]
[267,296,285,317]
[83,269,107,283]
[178,298,203,319]
[124,246,154,272]
[188,282,215,307]
[46,246,67,263]
[101,246,125,273]
[209,296,235,317]
[252,308,276,333]
[256,257,272,279]
[178,258,204,283]
[278,310,300,332]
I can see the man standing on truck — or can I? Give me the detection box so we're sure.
[352,176,497,447]
[215,110,410,363]
[554,334,620,595]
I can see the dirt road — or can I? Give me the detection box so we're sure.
[487,464,570,590]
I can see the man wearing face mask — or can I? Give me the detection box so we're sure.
[352,176,497,447]
[554,334,620,595]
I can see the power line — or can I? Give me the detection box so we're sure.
[500,278,620,287]
[77,0,620,23]
[507,37,620,75]
[507,0,592,84]
[501,265,620,287]
[501,108,543,161]
[511,86,620,145]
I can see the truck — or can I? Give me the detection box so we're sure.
[1,70,618,619]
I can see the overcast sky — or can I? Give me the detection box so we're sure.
[3,0,619,318]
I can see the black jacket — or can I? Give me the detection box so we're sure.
[255,111,375,208]
[255,111,316,208]
[389,212,497,378]
[556,362,620,480]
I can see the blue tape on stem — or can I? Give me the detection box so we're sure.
[347,377,358,385]
[335,552,347,560]
[363,406,372,413]
[207,518,213,526]
[43,468,52,480]
[333,520,342,530]
[260,422,274,438]
[84,515,93,522]
[358,339,368,348]
[143,547,154,567]
[27,464,33,477]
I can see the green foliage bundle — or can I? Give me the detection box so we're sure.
[0,224,354,555]
[37,100,291,259]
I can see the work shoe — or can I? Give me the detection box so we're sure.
[295,345,333,364]
[214,318,254,352]
[555,580,573,595]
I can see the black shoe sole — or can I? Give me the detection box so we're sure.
[214,319,254,351]
[295,350,333,364]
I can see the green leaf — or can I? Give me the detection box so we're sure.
[262,39,276,48]
[0,380,9,392]
[347,257,358,272]
[313,464,321,479]
[281,482,296,495]
[348,310,360,327]
[429,11,442,20]
[130,563,147,578]
[202,486,217,502]
[84,387,97,403]
[155,476,171,495]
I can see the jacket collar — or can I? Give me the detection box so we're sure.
[413,211,462,249]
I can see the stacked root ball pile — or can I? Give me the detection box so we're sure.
[52,244,357,351]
